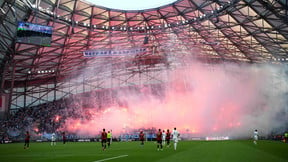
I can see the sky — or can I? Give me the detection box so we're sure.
[84,0,178,10]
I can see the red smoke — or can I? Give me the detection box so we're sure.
[60,63,287,138]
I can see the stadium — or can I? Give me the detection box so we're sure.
[0,0,288,161]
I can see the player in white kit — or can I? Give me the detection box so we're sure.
[162,130,166,146]
[51,133,56,146]
[172,127,180,150]
[253,129,258,145]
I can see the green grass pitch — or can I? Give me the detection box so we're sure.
[0,140,287,162]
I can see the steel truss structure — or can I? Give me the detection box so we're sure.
[0,0,287,114]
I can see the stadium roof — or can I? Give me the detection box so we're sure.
[0,0,287,108]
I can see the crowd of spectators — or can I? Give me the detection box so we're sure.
[0,96,91,141]
[0,84,165,142]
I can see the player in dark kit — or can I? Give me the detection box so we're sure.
[62,132,67,144]
[166,129,171,147]
[156,129,163,151]
[139,131,145,146]
[24,131,30,149]
[101,129,107,150]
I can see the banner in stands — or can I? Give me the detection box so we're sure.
[83,48,147,57]
[0,94,8,112]
[0,95,3,112]
[0,94,9,120]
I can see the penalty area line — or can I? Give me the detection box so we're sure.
[93,155,128,162]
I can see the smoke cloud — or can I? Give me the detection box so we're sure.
[60,59,288,139]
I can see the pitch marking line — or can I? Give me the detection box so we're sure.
[93,155,128,162]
